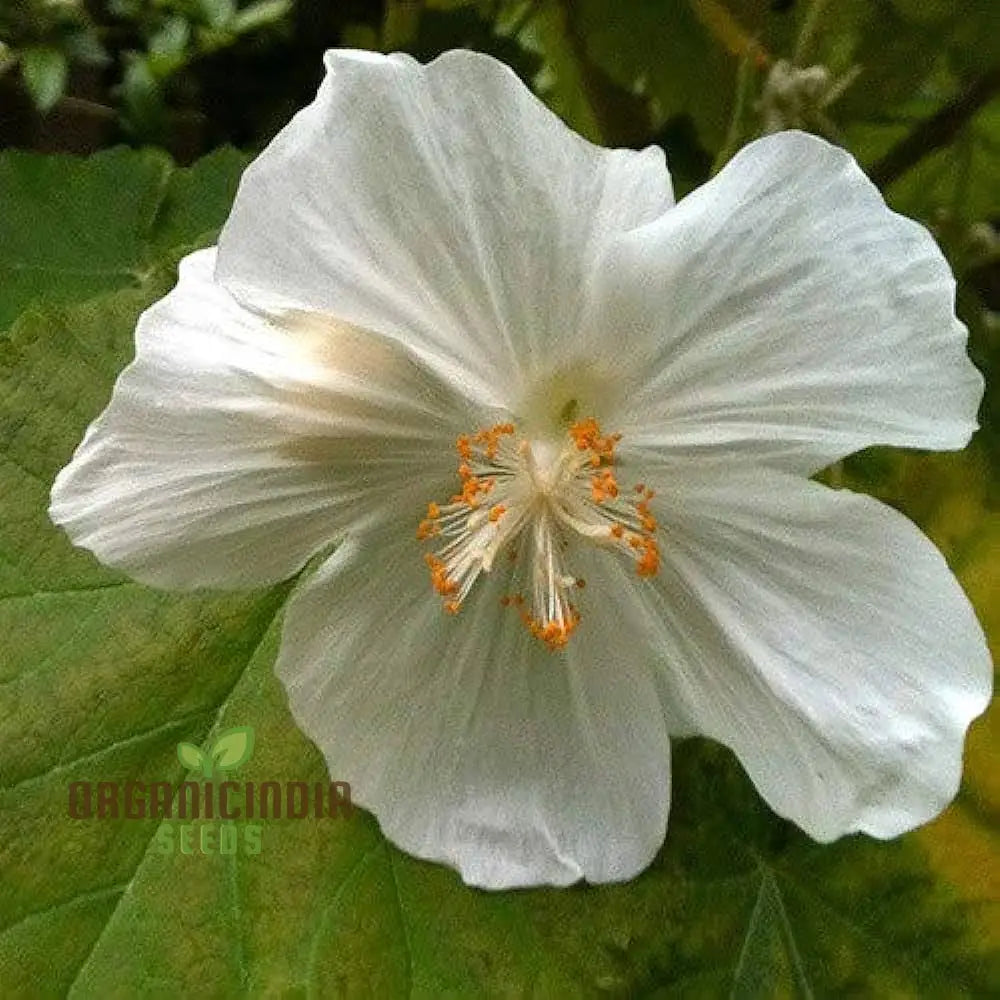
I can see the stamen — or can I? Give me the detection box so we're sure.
[417,416,660,651]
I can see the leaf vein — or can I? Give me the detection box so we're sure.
[0,881,128,937]
[1,708,212,792]
[63,597,285,998]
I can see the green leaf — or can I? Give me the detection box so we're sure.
[339,22,380,51]
[0,148,167,332]
[119,55,165,140]
[149,14,191,57]
[786,0,934,124]
[176,742,209,773]
[845,93,1000,226]
[517,2,608,144]
[569,0,736,149]
[383,0,424,49]
[890,0,955,24]
[63,30,109,69]
[20,46,68,114]
[198,0,237,29]
[730,870,811,998]
[0,280,290,994]
[0,150,996,998]
[0,147,248,333]
[889,99,1000,223]
[147,14,191,76]
[149,147,250,256]
[230,0,292,35]
[210,726,255,772]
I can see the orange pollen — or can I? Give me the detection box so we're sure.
[636,498,657,532]
[451,474,495,508]
[590,468,619,504]
[469,422,515,461]
[416,500,442,540]
[424,553,458,597]
[418,416,660,650]
[636,537,660,577]
[416,519,439,541]
[509,598,581,652]
[569,417,621,464]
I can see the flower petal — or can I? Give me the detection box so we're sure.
[277,523,671,889]
[630,465,992,841]
[50,249,470,589]
[592,131,983,474]
[217,49,673,409]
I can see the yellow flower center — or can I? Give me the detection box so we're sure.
[417,418,660,651]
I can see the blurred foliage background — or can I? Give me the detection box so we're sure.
[1,1,998,996]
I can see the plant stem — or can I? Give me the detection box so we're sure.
[869,68,1000,188]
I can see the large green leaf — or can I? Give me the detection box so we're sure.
[0,150,165,332]
[0,146,997,996]
[0,147,249,333]
[569,0,737,148]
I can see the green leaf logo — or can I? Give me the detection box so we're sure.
[176,726,254,779]
[176,741,211,777]
[210,726,255,774]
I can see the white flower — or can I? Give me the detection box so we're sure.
[50,49,992,890]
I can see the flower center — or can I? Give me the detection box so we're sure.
[417,418,660,651]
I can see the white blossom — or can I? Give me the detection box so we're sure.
[51,49,992,890]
